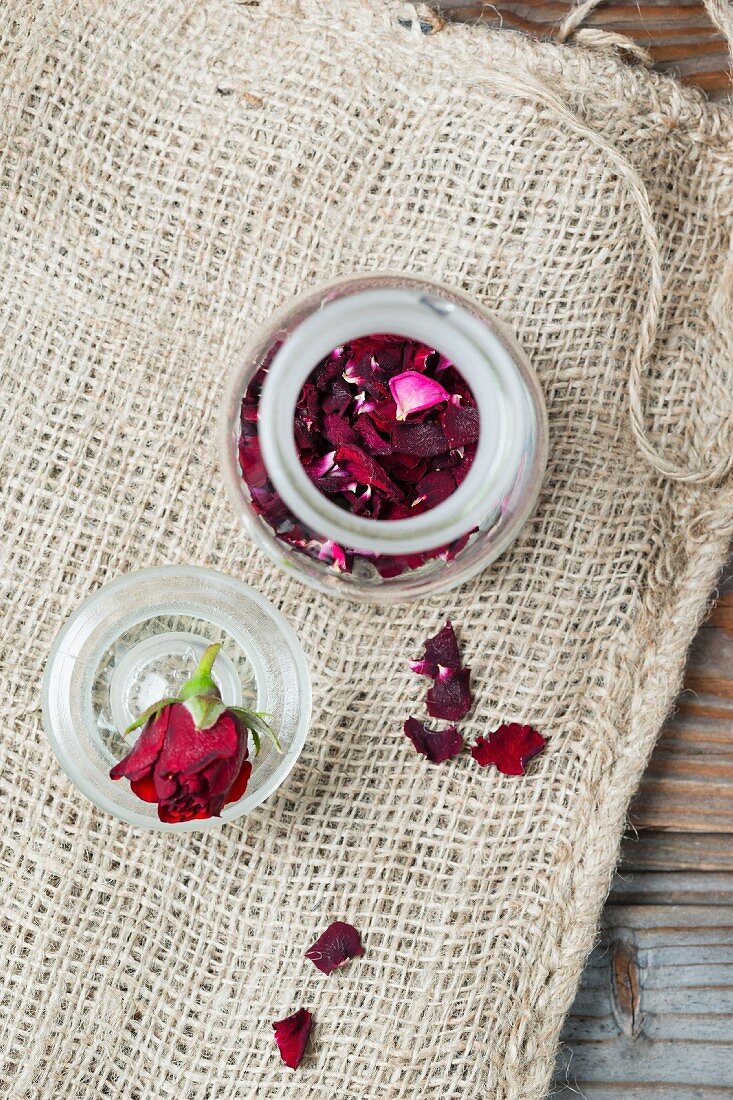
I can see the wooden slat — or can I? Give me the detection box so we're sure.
[621,830,733,871]
[556,902,733,1095]
[630,561,733,833]
[436,1,733,100]
[609,870,733,905]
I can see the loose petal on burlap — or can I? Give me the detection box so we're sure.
[404,717,463,764]
[426,668,473,722]
[273,1009,313,1069]
[471,724,547,776]
[305,921,364,974]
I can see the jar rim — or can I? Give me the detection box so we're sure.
[257,287,529,555]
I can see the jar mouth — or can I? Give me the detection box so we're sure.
[257,289,528,556]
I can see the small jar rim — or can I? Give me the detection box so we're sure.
[257,287,529,556]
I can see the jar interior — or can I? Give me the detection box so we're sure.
[293,333,479,523]
[237,335,481,581]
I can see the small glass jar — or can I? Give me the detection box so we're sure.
[42,566,311,832]
[220,274,548,604]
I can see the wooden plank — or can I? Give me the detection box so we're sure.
[620,830,733,871]
[609,870,733,905]
[630,560,733,833]
[555,902,733,1095]
[437,1,733,100]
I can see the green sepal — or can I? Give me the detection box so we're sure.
[179,642,223,703]
[229,707,282,755]
[124,697,178,736]
[184,694,227,731]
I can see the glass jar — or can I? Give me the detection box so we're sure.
[220,274,548,604]
[42,565,311,831]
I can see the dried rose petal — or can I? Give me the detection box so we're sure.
[304,450,337,479]
[440,403,480,448]
[322,412,358,447]
[355,414,392,456]
[273,1008,312,1069]
[426,668,473,721]
[410,345,439,372]
[344,354,390,398]
[390,420,449,458]
[425,620,462,671]
[317,539,348,572]
[334,444,402,500]
[389,370,450,420]
[238,436,267,488]
[414,469,456,509]
[321,377,353,414]
[404,717,463,764]
[305,921,364,974]
[471,723,547,775]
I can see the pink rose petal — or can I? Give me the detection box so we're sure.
[389,370,450,420]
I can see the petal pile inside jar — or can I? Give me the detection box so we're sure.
[237,335,479,578]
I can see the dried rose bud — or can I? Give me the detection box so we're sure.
[109,643,279,824]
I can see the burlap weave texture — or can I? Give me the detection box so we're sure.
[0,1,732,1097]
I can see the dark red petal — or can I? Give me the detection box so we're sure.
[322,412,358,447]
[224,759,252,805]
[410,345,439,372]
[334,444,403,500]
[313,351,345,390]
[391,420,449,458]
[440,402,480,448]
[157,798,212,823]
[471,724,547,776]
[414,469,456,509]
[354,414,392,455]
[156,705,241,776]
[297,382,320,426]
[129,772,159,803]
[426,668,473,721]
[363,399,398,431]
[441,529,474,561]
[249,485,291,528]
[321,377,354,414]
[238,435,267,488]
[403,717,463,764]
[109,706,170,782]
[453,444,477,486]
[424,620,462,671]
[273,1009,313,1069]
[305,921,364,974]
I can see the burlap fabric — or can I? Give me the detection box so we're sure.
[1,1,732,1096]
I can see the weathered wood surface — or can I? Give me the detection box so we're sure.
[630,561,733,833]
[554,898,733,1095]
[555,555,733,1095]
[437,1,733,99]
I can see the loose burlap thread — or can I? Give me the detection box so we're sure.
[1,1,732,1097]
